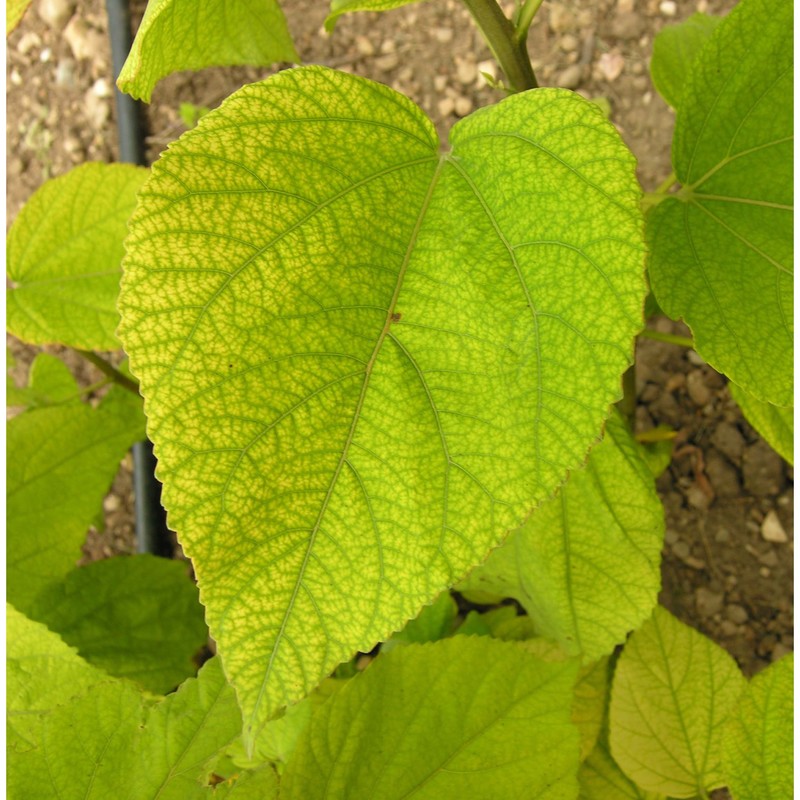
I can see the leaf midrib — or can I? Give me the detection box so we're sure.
[251,155,447,730]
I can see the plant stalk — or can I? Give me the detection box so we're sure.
[638,328,694,348]
[75,349,140,395]
[513,0,544,42]
[459,0,538,91]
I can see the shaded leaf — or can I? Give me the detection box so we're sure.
[7,387,145,613]
[461,410,663,661]
[580,734,666,800]
[325,0,421,31]
[650,13,722,109]
[6,0,31,33]
[647,0,793,406]
[281,637,580,799]
[118,0,299,102]
[6,163,147,350]
[729,381,793,466]
[118,66,646,741]
[29,554,208,694]
[609,605,746,797]
[6,352,79,410]
[382,589,458,651]
[722,654,793,800]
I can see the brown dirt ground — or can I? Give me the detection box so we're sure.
[7,0,792,678]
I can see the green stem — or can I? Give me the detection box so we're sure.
[75,349,140,396]
[459,0,538,91]
[513,0,544,42]
[638,328,694,348]
[641,171,679,212]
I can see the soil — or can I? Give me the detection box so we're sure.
[7,0,792,678]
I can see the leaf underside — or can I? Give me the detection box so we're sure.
[119,66,646,741]
[647,0,793,407]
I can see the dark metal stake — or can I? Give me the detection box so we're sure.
[106,0,171,556]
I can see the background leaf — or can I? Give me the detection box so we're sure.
[722,654,793,800]
[29,555,208,694]
[609,605,746,797]
[460,410,663,661]
[729,381,793,465]
[649,13,721,110]
[580,734,666,800]
[118,66,645,740]
[325,0,422,31]
[6,352,80,410]
[7,387,145,613]
[281,636,580,799]
[6,163,147,350]
[117,0,299,102]
[646,0,793,406]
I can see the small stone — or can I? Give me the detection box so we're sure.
[434,27,453,43]
[664,528,679,546]
[761,509,788,543]
[719,620,739,637]
[17,31,42,55]
[84,88,110,129]
[380,39,396,54]
[660,0,678,15]
[556,64,583,89]
[92,77,112,98]
[433,75,447,91]
[705,453,740,498]
[714,527,730,543]
[354,35,375,57]
[711,422,746,464]
[758,548,779,567]
[743,440,784,496]
[687,349,706,366]
[454,56,478,86]
[437,96,455,117]
[37,0,74,29]
[374,53,399,72]
[64,17,97,61]
[771,643,792,662]
[40,47,52,62]
[560,33,580,52]
[103,494,121,513]
[548,5,576,34]
[597,52,624,82]
[55,58,76,87]
[10,69,22,86]
[454,95,473,117]
[726,604,748,624]
[686,370,712,407]
[576,9,594,27]
[672,540,690,560]
[686,485,711,511]
[759,566,771,578]
[695,587,724,618]
[616,0,634,11]
[610,12,645,40]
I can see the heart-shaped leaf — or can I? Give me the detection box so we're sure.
[119,66,645,741]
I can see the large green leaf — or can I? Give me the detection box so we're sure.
[729,381,793,465]
[609,606,746,798]
[118,66,646,740]
[580,734,666,800]
[281,637,580,798]
[647,0,793,407]
[117,0,299,102]
[722,654,793,800]
[460,410,662,661]
[325,0,421,31]
[29,555,208,694]
[650,13,721,110]
[7,387,145,614]
[9,655,245,799]
[7,163,147,350]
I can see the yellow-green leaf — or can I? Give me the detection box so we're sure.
[722,654,793,800]
[460,410,663,661]
[609,606,746,797]
[281,637,581,798]
[7,163,147,350]
[325,0,421,31]
[118,0,299,102]
[118,66,646,742]
[729,381,793,466]
[6,0,31,34]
